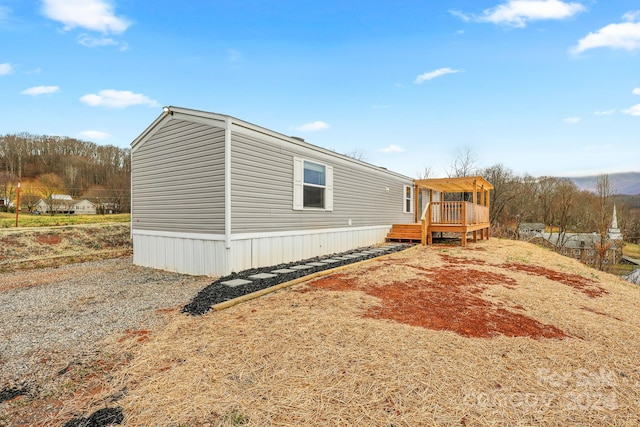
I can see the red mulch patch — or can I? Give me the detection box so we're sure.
[304,265,566,339]
[502,263,608,298]
[36,234,62,245]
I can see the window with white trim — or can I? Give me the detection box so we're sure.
[293,158,333,211]
[403,185,414,214]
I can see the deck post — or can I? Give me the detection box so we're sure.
[414,184,419,223]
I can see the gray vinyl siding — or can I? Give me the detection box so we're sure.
[230,131,414,233]
[132,119,226,234]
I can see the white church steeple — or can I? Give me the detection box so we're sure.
[607,205,623,241]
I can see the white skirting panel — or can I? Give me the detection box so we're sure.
[132,233,229,276]
[132,225,391,276]
[228,225,391,274]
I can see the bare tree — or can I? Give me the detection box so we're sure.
[549,179,579,251]
[38,173,66,215]
[416,166,433,180]
[344,150,365,161]
[507,175,539,239]
[594,174,614,270]
[481,163,517,225]
[448,147,479,178]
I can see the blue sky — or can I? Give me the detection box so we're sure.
[1,0,639,178]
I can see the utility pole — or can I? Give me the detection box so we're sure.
[14,157,21,227]
[15,182,21,227]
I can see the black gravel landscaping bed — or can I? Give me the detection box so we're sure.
[182,243,413,316]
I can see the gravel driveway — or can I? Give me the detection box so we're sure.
[0,257,212,389]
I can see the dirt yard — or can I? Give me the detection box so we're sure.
[2,231,640,426]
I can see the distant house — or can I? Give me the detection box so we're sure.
[518,223,546,235]
[532,206,624,266]
[36,194,96,215]
[73,199,97,215]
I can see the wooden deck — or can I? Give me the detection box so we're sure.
[423,201,490,246]
[388,201,491,246]
[386,223,422,243]
[389,176,493,247]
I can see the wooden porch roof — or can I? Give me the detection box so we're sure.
[414,176,494,193]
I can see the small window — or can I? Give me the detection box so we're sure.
[293,158,333,211]
[403,185,414,214]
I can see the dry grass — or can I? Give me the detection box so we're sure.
[91,239,639,426]
[0,212,130,228]
[0,223,131,272]
[624,242,640,259]
[6,238,640,426]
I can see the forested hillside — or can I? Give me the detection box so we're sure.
[481,165,640,244]
[0,133,130,213]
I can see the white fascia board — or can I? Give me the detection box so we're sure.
[229,224,392,241]
[131,106,228,153]
[168,106,228,129]
[132,229,226,241]
[131,112,173,153]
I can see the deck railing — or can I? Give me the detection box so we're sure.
[421,201,489,226]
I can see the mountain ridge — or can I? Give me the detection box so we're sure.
[567,172,640,195]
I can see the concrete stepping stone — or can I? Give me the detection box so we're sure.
[306,262,327,267]
[342,254,361,259]
[272,268,296,273]
[319,259,341,263]
[221,278,252,287]
[290,265,314,270]
[248,273,278,280]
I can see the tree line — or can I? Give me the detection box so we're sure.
[424,148,640,246]
[0,133,130,213]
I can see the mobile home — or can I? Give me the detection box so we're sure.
[131,106,417,276]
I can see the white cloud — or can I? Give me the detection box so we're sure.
[21,85,60,95]
[593,110,615,116]
[622,104,640,116]
[77,130,110,140]
[564,117,581,124]
[80,89,158,108]
[623,11,640,22]
[0,63,13,76]
[415,67,461,84]
[633,87,640,95]
[454,0,585,28]
[449,10,471,22]
[572,13,640,53]
[78,35,117,47]
[296,121,330,132]
[42,0,130,34]
[378,144,406,153]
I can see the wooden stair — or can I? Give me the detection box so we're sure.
[386,223,422,243]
